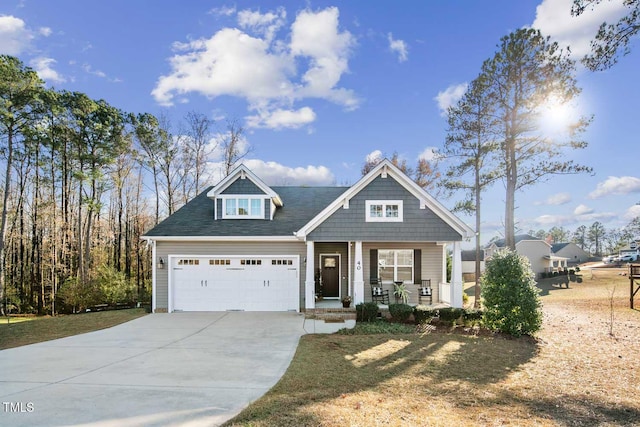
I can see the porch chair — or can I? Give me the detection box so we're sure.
[418,279,432,305]
[370,277,390,305]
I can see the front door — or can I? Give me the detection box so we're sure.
[321,255,340,298]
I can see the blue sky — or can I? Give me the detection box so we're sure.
[1,0,639,244]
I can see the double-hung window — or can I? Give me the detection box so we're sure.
[223,197,264,218]
[378,249,413,283]
[366,200,403,222]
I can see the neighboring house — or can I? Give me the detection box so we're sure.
[551,242,590,265]
[142,160,474,313]
[461,249,485,280]
[485,234,568,277]
[618,240,640,259]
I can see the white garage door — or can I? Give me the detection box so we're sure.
[170,256,299,312]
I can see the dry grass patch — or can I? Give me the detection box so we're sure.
[0,308,147,350]
[227,267,640,426]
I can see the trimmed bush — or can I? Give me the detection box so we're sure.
[481,249,542,337]
[388,303,413,323]
[463,309,484,326]
[356,302,379,322]
[413,305,436,324]
[438,307,464,325]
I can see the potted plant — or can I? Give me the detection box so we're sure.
[393,282,411,304]
[341,295,352,308]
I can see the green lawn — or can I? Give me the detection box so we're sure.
[0,308,147,350]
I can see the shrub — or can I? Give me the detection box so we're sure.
[388,303,413,322]
[438,307,464,325]
[356,302,379,322]
[481,249,542,337]
[413,305,436,324]
[58,277,102,313]
[568,269,575,275]
[94,265,136,305]
[463,309,484,326]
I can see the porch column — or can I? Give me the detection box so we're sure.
[305,241,315,309]
[354,241,364,304]
[451,241,463,308]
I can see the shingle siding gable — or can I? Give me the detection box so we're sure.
[221,178,266,194]
[308,176,461,242]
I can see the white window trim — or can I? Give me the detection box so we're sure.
[365,200,403,222]
[221,196,265,219]
[378,249,414,284]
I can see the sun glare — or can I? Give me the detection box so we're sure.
[537,94,580,138]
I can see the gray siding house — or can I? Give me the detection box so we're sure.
[142,160,473,313]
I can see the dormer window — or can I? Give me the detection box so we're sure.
[366,200,403,222]
[223,197,264,219]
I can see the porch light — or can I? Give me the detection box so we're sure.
[158,257,165,269]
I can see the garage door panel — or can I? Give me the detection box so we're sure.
[171,256,298,312]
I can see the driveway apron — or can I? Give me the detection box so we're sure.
[0,312,305,426]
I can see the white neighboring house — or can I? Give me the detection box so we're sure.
[485,234,569,278]
[618,240,640,261]
[461,249,485,279]
[551,243,590,265]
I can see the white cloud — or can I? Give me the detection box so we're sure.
[30,57,65,84]
[624,204,640,220]
[246,106,316,130]
[0,15,32,55]
[588,176,640,198]
[82,63,107,78]
[387,32,408,62]
[574,204,593,215]
[208,6,236,17]
[243,159,335,186]
[39,26,52,37]
[152,7,359,128]
[153,7,358,130]
[536,192,572,206]
[418,147,438,162]
[531,0,628,60]
[434,83,468,116]
[238,8,286,43]
[365,150,383,164]
[534,210,617,226]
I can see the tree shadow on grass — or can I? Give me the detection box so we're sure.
[226,332,540,426]
[490,389,640,426]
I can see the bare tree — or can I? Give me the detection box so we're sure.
[221,119,251,176]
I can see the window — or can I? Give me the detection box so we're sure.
[223,197,264,218]
[178,259,200,266]
[378,249,413,283]
[366,200,403,222]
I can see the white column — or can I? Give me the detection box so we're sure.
[305,241,315,309]
[151,240,157,313]
[354,241,364,304]
[451,241,463,308]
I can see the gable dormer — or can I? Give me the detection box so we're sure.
[207,164,283,220]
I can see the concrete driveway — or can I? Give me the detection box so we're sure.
[0,312,305,427]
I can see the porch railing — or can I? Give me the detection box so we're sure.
[439,282,451,304]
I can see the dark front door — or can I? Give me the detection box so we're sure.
[321,255,340,298]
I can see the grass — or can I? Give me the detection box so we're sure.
[226,267,640,426]
[0,308,147,350]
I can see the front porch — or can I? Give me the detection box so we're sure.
[304,240,464,310]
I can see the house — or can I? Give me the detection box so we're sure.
[618,240,640,259]
[461,249,485,281]
[551,242,590,265]
[485,234,568,277]
[142,159,474,313]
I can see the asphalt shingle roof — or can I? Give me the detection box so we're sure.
[143,186,349,237]
[486,234,538,248]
